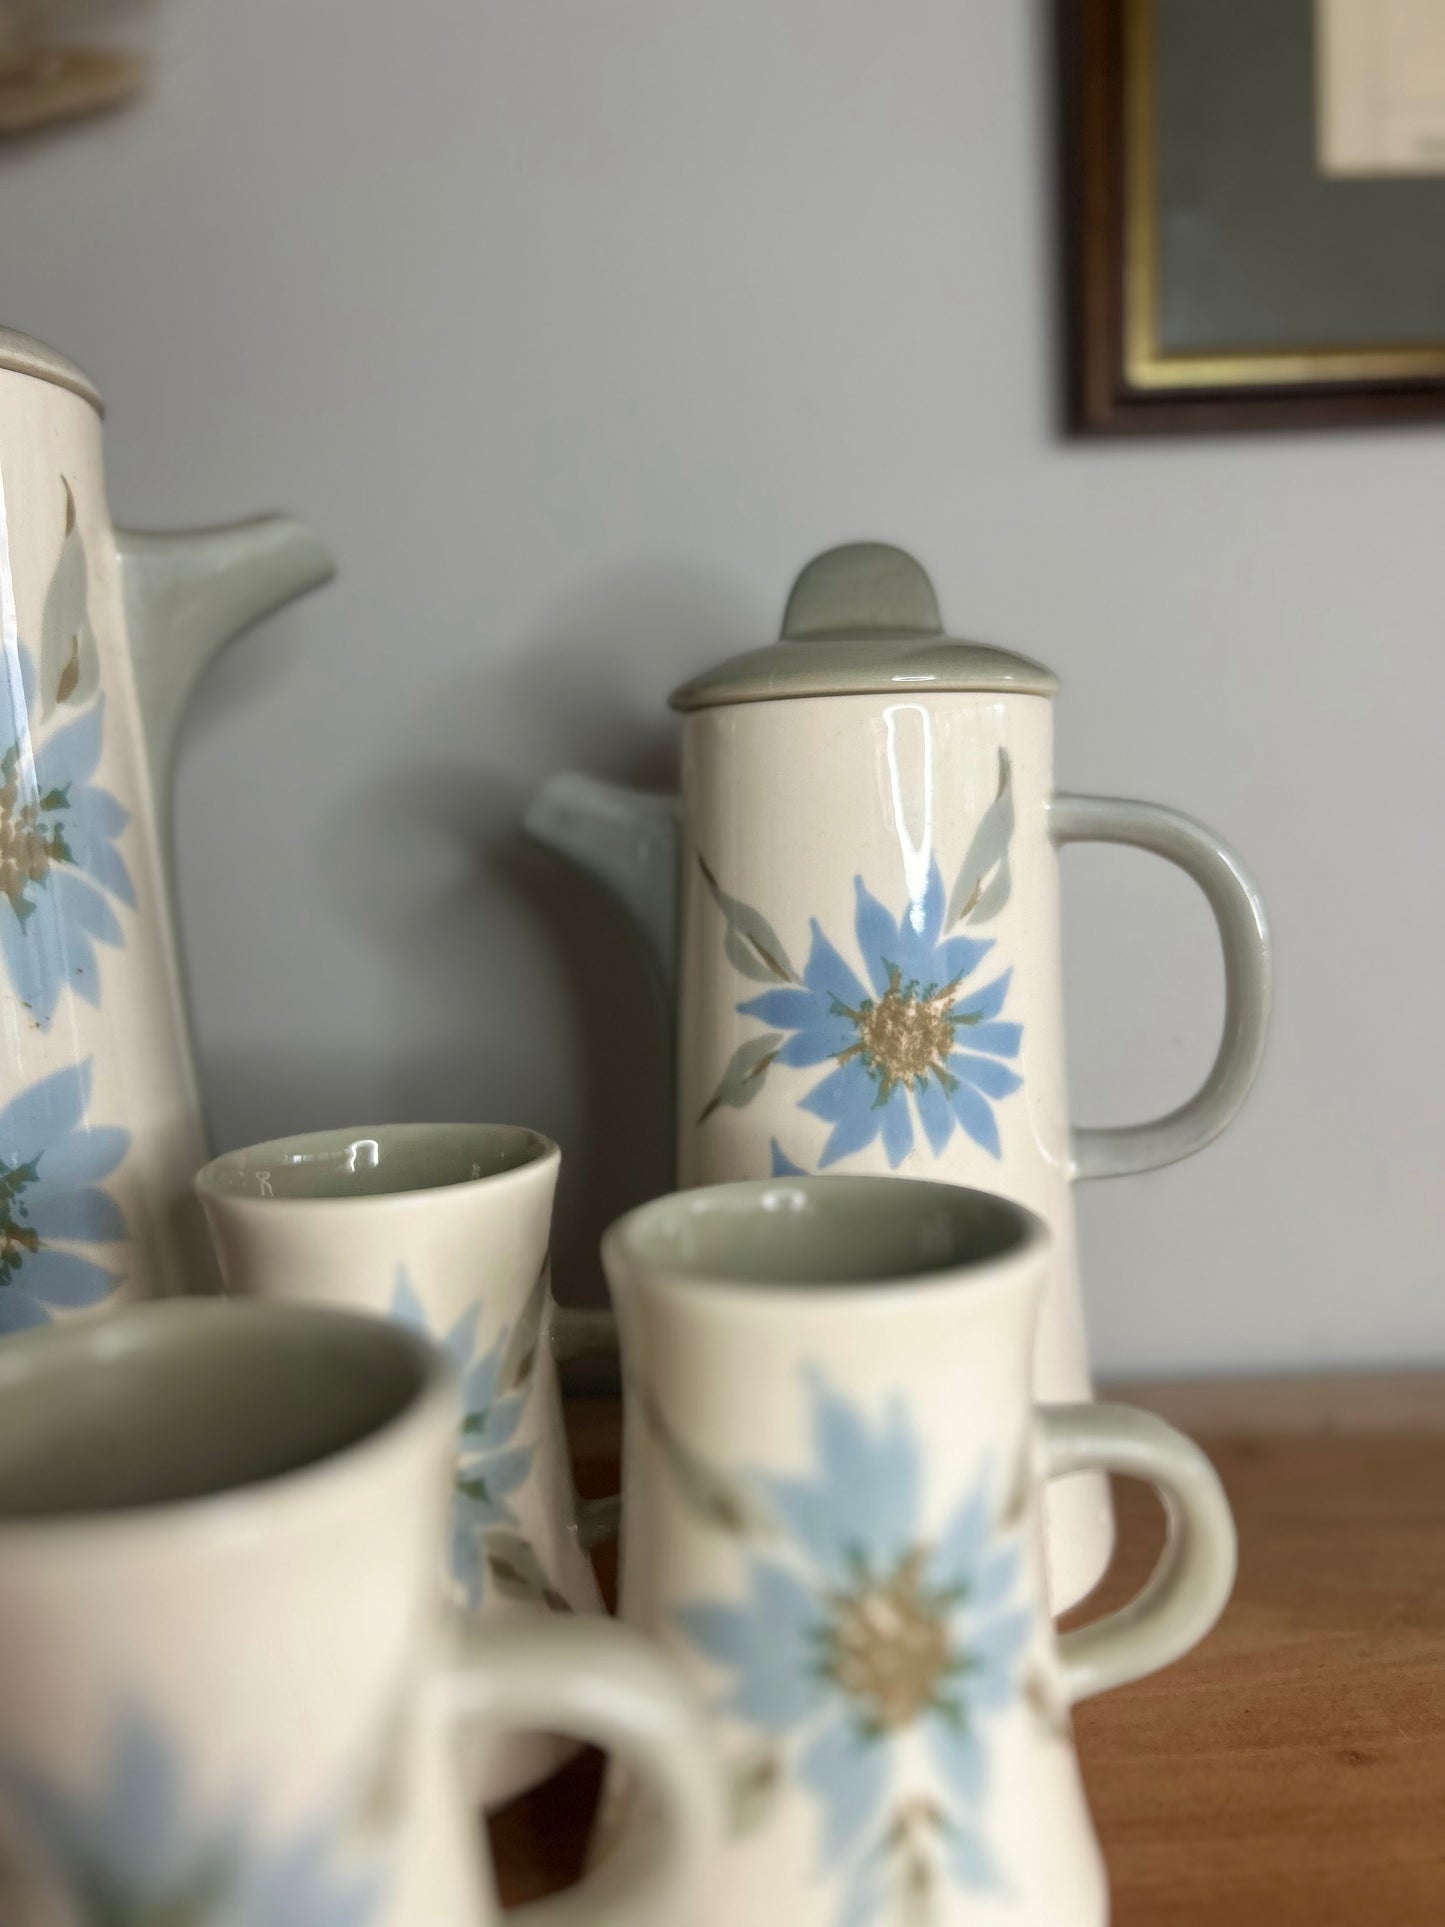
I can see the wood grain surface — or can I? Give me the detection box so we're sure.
[490,1378,1445,1923]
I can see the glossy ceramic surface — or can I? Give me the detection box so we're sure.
[525,541,1272,1610]
[0,1299,722,1927]
[196,1122,612,1809]
[0,327,334,1335]
[598,1177,1237,1927]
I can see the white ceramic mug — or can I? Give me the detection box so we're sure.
[598,1176,1236,1927]
[196,1122,616,1809]
[0,1298,722,1927]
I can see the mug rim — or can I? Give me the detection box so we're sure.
[0,1299,455,1543]
[195,1120,559,1210]
[602,1175,1048,1307]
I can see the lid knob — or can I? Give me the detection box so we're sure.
[780,541,944,643]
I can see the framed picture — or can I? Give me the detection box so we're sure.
[1065,0,1445,432]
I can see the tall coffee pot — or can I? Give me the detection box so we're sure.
[527,541,1270,1608]
[0,328,333,1333]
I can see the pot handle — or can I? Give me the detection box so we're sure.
[427,1616,722,1925]
[1040,1402,1237,1704]
[1048,795,1271,1181]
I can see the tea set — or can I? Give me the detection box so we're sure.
[0,326,1272,1924]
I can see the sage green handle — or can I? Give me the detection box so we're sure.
[433,1616,722,1925]
[1041,1402,1237,1703]
[1048,794,1272,1182]
[550,1304,621,1551]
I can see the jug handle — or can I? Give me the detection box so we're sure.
[1040,1402,1237,1703]
[1048,794,1272,1182]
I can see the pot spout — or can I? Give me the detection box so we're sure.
[117,515,335,798]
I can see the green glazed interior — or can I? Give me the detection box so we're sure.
[0,1302,433,1520]
[613,1176,1035,1289]
[198,1121,552,1202]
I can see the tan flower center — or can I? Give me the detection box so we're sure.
[0,771,62,916]
[824,1550,953,1732]
[836,968,961,1097]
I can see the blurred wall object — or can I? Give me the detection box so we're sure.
[1065,0,1445,431]
[0,0,151,138]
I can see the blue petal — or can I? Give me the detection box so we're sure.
[930,1481,992,1590]
[63,815,136,909]
[0,908,61,1028]
[971,1543,1022,1613]
[770,1139,808,1177]
[441,1301,481,1372]
[945,1823,1002,1892]
[34,697,104,787]
[952,1020,1021,1061]
[948,1082,1001,1159]
[912,1076,955,1157]
[675,1561,822,1732]
[470,1391,525,1449]
[67,781,128,837]
[948,1052,1023,1099]
[769,1380,919,1580]
[16,1247,122,1310]
[928,1713,986,1810]
[737,986,827,1031]
[30,1122,128,1185]
[852,879,900,997]
[803,921,870,1011]
[389,1269,428,1331]
[932,932,993,987]
[801,1063,887,1168]
[953,967,1011,1022]
[0,1058,91,1152]
[964,1607,1034,1711]
[54,869,123,946]
[891,861,948,981]
[24,1184,127,1244]
[879,1087,913,1167]
[457,1444,533,1519]
[798,1714,890,1863]
[461,1343,502,1412]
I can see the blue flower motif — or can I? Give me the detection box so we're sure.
[0,1059,128,1335]
[389,1269,535,1606]
[769,1139,806,1177]
[737,861,1021,1168]
[674,1373,1031,1923]
[1,643,134,1028]
[11,1708,382,1925]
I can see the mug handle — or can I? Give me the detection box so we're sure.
[1047,794,1272,1182]
[549,1306,621,1552]
[1040,1402,1237,1704]
[429,1616,722,1925]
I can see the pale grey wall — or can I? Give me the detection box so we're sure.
[3,0,1441,1375]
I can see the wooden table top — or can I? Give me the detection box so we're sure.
[490,1375,1445,1924]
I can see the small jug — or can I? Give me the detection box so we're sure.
[598,1175,1237,1927]
[0,1299,722,1926]
[0,327,333,1335]
[196,1122,618,1809]
[527,540,1270,1608]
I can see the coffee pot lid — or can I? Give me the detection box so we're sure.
[0,327,103,414]
[669,541,1057,712]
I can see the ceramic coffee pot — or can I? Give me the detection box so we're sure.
[0,327,333,1335]
[527,541,1271,1610]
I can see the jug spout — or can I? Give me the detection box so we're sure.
[116,516,336,799]
[525,774,679,995]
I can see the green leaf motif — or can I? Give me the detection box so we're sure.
[633,1378,772,1538]
[484,1531,571,1612]
[946,749,1014,928]
[699,1031,784,1124]
[498,1258,550,1393]
[40,478,100,717]
[698,854,799,985]
[726,1745,783,1837]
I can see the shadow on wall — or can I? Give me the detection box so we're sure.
[276,560,764,1304]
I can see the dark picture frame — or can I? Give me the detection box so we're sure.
[1064,0,1445,433]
